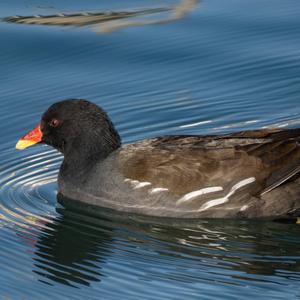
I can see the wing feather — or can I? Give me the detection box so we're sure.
[119,128,300,198]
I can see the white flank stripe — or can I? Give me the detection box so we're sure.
[150,188,169,194]
[133,182,151,189]
[177,187,223,205]
[130,180,139,185]
[124,178,151,189]
[198,177,256,212]
[240,205,249,211]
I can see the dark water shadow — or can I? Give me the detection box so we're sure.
[32,205,113,287]
[29,194,300,287]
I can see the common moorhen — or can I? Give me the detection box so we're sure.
[16,99,300,219]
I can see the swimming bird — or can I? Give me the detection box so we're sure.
[16,99,300,219]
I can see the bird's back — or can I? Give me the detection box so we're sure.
[59,128,300,218]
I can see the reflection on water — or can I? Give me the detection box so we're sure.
[1,0,300,298]
[33,207,109,287]
[4,0,199,33]
[19,198,300,290]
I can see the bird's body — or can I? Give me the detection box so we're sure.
[17,100,300,219]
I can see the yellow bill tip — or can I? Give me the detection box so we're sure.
[16,139,38,150]
[16,124,42,150]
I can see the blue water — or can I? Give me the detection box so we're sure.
[0,0,300,299]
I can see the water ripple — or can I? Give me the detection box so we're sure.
[1,0,300,299]
[0,147,60,231]
[0,143,300,299]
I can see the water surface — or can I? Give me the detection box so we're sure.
[0,0,300,299]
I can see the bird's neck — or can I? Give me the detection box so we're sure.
[60,133,121,181]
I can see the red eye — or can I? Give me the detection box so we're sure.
[49,119,60,128]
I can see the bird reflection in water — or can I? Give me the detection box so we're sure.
[31,201,113,287]
[15,195,300,288]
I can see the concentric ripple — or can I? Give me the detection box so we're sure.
[1,142,300,299]
[0,146,61,231]
[1,0,300,299]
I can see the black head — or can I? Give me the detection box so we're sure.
[17,99,121,161]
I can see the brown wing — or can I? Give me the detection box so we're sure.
[233,128,300,193]
[118,128,300,197]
